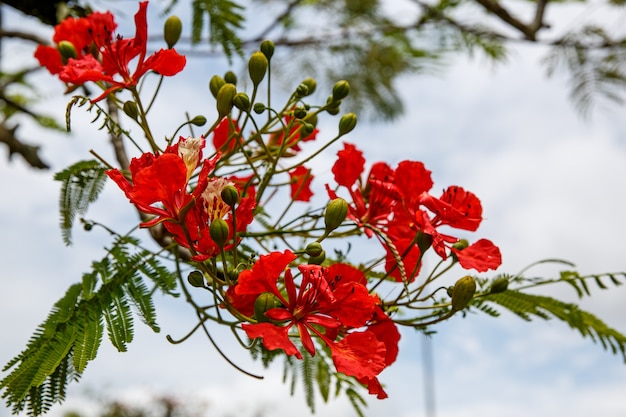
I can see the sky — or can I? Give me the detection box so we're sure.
[1,1,626,417]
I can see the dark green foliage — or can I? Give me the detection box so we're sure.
[482,290,626,361]
[0,237,178,416]
[190,0,245,60]
[559,270,626,298]
[54,160,107,246]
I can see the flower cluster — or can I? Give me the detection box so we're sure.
[35,1,185,101]
[34,0,503,406]
[328,142,501,282]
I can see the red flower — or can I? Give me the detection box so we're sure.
[212,117,242,152]
[268,113,318,153]
[37,2,186,101]
[234,251,395,389]
[419,186,483,232]
[288,165,314,202]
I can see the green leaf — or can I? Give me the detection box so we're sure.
[190,0,245,60]
[54,160,107,246]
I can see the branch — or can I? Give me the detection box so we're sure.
[0,29,48,45]
[0,122,49,169]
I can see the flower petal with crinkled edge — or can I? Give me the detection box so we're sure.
[328,331,386,380]
[242,322,302,359]
[452,238,502,272]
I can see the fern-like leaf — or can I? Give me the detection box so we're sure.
[53,160,107,246]
[483,291,626,361]
[190,0,244,60]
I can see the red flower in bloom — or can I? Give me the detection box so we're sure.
[288,165,314,202]
[106,136,215,228]
[451,238,502,272]
[268,114,318,153]
[38,2,186,101]
[234,251,396,389]
[34,11,115,75]
[419,185,483,232]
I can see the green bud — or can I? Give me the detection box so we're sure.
[216,83,237,118]
[224,70,237,85]
[308,250,326,265]
[326,103,340,116]
[253,102,266,114]
[209,218,230,248]
[293,106,307,119]
[122,101,139,120]
[254,292,279,322]
[451,275,476,311]
[187,271,205,288]
[248,51,268,86]
[260,40,275,60]
[209,75,226,98]
[301,77,317,95]
[295,83,309,98]
[163,15,182,48]
[489,276,509,294]
[233,92,251,112]
[305,242,323,258]
[220,185,240,207]
[57,40,77,62]
[190,115,207,126]
[299,122,315,138]
[452,239,469,251]
[332,80,350,101]
[416,231,433,254]
[324,198,348,232]
[338,112,357,135]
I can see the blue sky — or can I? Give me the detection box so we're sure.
[1,2,626,417]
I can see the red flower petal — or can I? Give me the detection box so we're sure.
[452,238,502,272]
[329,331,387,380]
[235,251,296,299]
[242,322,301,359]
[289,165,314,202]
[332,142,365,187]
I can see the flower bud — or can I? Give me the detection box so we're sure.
[233,92,251,111]
[187,271,205,288]
[163,15,182,48]
[253,103,266,114]
[254,292,279,322]
[299,121,315,138]
[122,100,139,120]
[248,51,268,86]
[190,115,207,126]
[220,185,240,207]
[452,239,469,251]
[293,106,307,119]
[451,275,476,311]
[324,198,348,232]
[224,70,237,85]
[308,250,326,265]
[209,75,226,98]
[305,242,323,258]
[216,83,237,118]
[489,276,509,294]
[57,40,77,62]
[326,101,340,115]
[338,112,357,135]
[301,77,317,95]
[295,83,309,98]
[332,80,350,101]
[260,40,275,60]
[209,218,230,248]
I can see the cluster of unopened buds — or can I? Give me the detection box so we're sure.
[35,1,502,400]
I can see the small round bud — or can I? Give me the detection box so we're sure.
[224,70,237,85]
[57,40,77,62]
[216,83,237,118]
[122,101,139,120]
[332,80,350,101]
[209,75,226,98]
[324,198,349,232]
[489,276,509,294]
[452,239,469,251]
[451,275,476,311]
[248,51,268,85]
[301,77,317,95]
[253,102,266,114]
[295,83,309,98]
[254,292,279,322]
[190,115,207,126]
[220,185,240,207]
[326,102,340,115]
[293,106,307,119]
[299,122,315,138]
[260,40,275,60]
[305,242,323,258]
[308,250,326,265]
[187,271,205,288]
[209,218,230,248]
[338,112,357,135]
[163,15,182,48]
[233,92,251,111]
